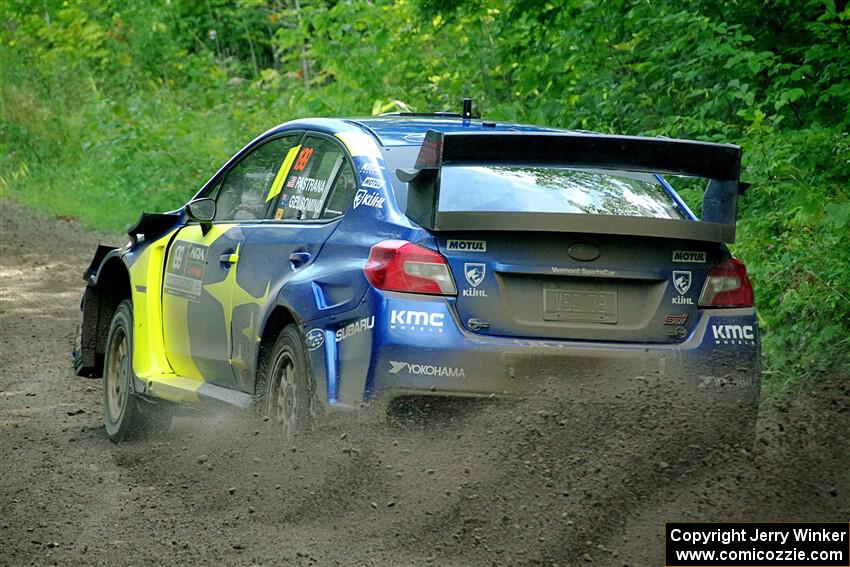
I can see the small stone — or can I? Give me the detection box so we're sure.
[227,487,236,495]
[262,415,270,422]
[340,432,348,440]
[370,502,378,509]
[387,501,396,508]
[197,454,209,464]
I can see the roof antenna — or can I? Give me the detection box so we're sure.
[462,98,472,120]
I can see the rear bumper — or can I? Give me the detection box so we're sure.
[310,290,760,409]
[375,308,757,399]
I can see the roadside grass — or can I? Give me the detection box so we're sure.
[0,63,256,231]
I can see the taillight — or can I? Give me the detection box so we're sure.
[364,240,457,295]
[699,258,754,307]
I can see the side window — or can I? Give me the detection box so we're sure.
[274,136,353,221]
[321,161,357,219]
[213,135,300,221]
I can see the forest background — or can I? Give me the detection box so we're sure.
[2,0,848,395]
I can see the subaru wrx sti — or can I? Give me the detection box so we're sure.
[73,104,760,441]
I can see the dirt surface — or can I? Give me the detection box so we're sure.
[1,199,848,567]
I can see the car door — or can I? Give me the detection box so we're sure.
[230,133,360,393]
[161,134,302,388]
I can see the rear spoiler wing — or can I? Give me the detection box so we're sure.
[397,130,744,243]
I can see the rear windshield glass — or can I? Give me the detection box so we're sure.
[438,166,684,219]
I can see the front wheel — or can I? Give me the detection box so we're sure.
[102,299,168,441]
[256,325,318,442]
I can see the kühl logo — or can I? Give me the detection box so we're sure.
[673,271,692,295]
[353,189,385,209]
[464,263,485,287]
[462,263,488,298]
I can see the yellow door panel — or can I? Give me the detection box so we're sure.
[128,229,179,380]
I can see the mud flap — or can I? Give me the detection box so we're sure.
[73,245,117,378]
[72,286,102,377]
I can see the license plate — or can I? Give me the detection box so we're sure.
[543,288,618,323]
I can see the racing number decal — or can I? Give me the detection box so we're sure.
[293,146,314,171]
[269,145,314,217]
[163,242,209,301]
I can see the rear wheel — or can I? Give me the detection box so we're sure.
[103,300,169,441]
[256,325,317,442]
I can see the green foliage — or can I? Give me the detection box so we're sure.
[1,0,848,393]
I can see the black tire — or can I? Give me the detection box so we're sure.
[102,299,169,441]
[255,324,317,442]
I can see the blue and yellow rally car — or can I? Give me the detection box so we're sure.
[73,103,760,441]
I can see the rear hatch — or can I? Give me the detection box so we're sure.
[393,128,744,344]
[438,232,718,343]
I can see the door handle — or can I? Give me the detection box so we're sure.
[289,251,311,269]
[219,252,239,265]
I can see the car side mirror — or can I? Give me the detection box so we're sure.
[186,198,216,234]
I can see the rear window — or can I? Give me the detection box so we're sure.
[438,166,685,219]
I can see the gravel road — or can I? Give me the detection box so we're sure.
[1,199,847,566]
